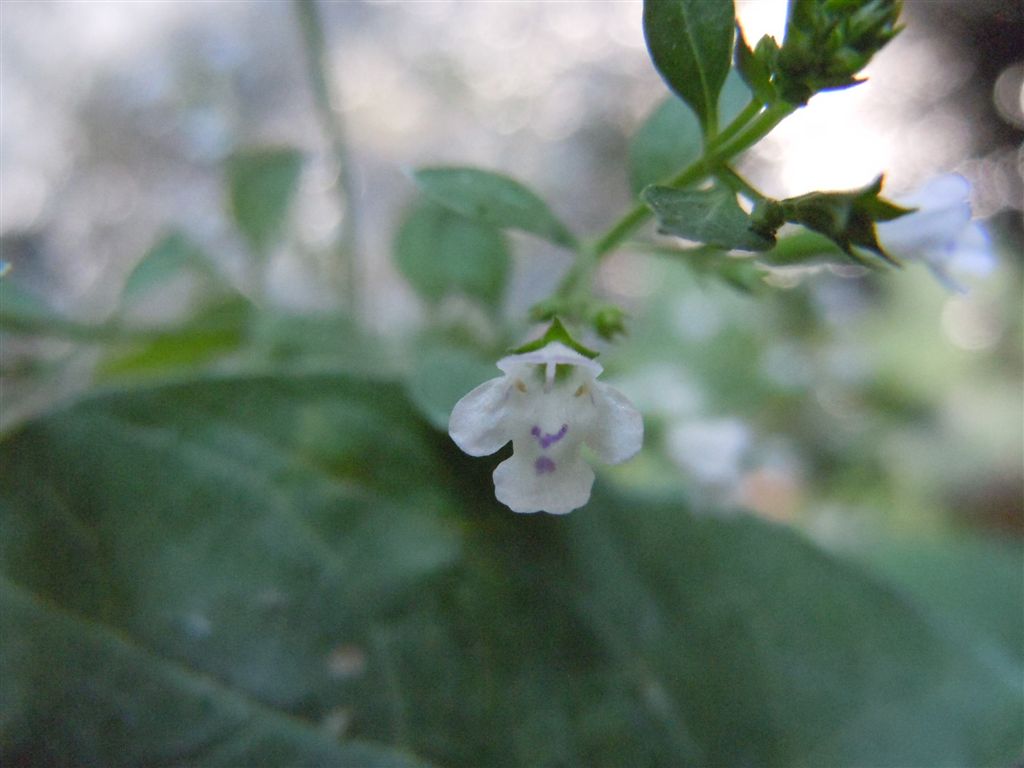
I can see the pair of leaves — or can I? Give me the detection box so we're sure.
[1,373,1020,766]
[395,168,576,309]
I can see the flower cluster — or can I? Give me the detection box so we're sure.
[449,340,643,514]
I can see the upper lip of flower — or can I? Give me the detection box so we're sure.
[496,341,603,376]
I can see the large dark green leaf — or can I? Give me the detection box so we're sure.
[0,581,431,768]
[564,493,1024,767]
[1,375,1018,768]
[226,147,304,256]
[642,0,736,133]
[848,534,1024,666]
[413,167,576,248]
[394,200,510,307]
[0,375,457,766]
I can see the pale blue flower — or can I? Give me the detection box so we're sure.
[877,174,996,292]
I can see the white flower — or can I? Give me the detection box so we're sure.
[876,174,996,292]
[449,341,643,514]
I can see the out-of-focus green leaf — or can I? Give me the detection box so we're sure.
[0,278,60,328]
[122,232,227,302]
[413,167,576,248]
[629,71,752,194]
[1,375,1018,768]
[642,0,736,133]
[629,97,702,196]
[848,534,1024,666]
[0,375,458,766]
[248,311,403,377]
[643,183,775,251]
[405,341,497,430]
[226,147,304,255]
[394,199,510,307]
[563,492,1024,768]
[97,297,253,380]
[0,582,433,768]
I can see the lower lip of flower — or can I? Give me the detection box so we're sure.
[534,457,556,475]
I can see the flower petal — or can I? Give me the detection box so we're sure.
[448,376,511,456]
[878,174,973,257]
[949,222,996,276]
[497,341,602,377]
[493,452,594,514]
[585,381,644,465]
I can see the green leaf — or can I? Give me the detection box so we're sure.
[226,147,304,255]
[0,278,55,327]
[629,71,753,194]
[564,493,1024,767]
[848,534,1024,667]
[643,183,775,251]
[97,297,252,380]
[394,200,510,307]
[405,342,497,431]
[248,312,403,377]
[0,581,433,768]
[122,232,227,302]
[413,167,576,248]
[1,375,1019,767]
[629,98,702,196]
[642,0,736,133]
[0,375,458,766]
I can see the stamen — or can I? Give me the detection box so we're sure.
[574,383,588,397]
[545,361,556,389]
[514,379,527,393]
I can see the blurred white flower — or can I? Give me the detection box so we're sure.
[877,174,996,292]
[449,341,643,514]
[667,418,750,487]
[613,363,704,419]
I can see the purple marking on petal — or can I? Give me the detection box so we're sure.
[531,424,569,449]
[534,456,556,474]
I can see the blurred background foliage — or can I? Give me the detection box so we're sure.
[0,1,1022,766]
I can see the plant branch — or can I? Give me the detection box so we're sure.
[294,0,360,315]
[588,101,793,260]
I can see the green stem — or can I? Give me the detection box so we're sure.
[707,98,761,152]
[294,0,359,316]
[589,102,794,260]
[717,165,766,203]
